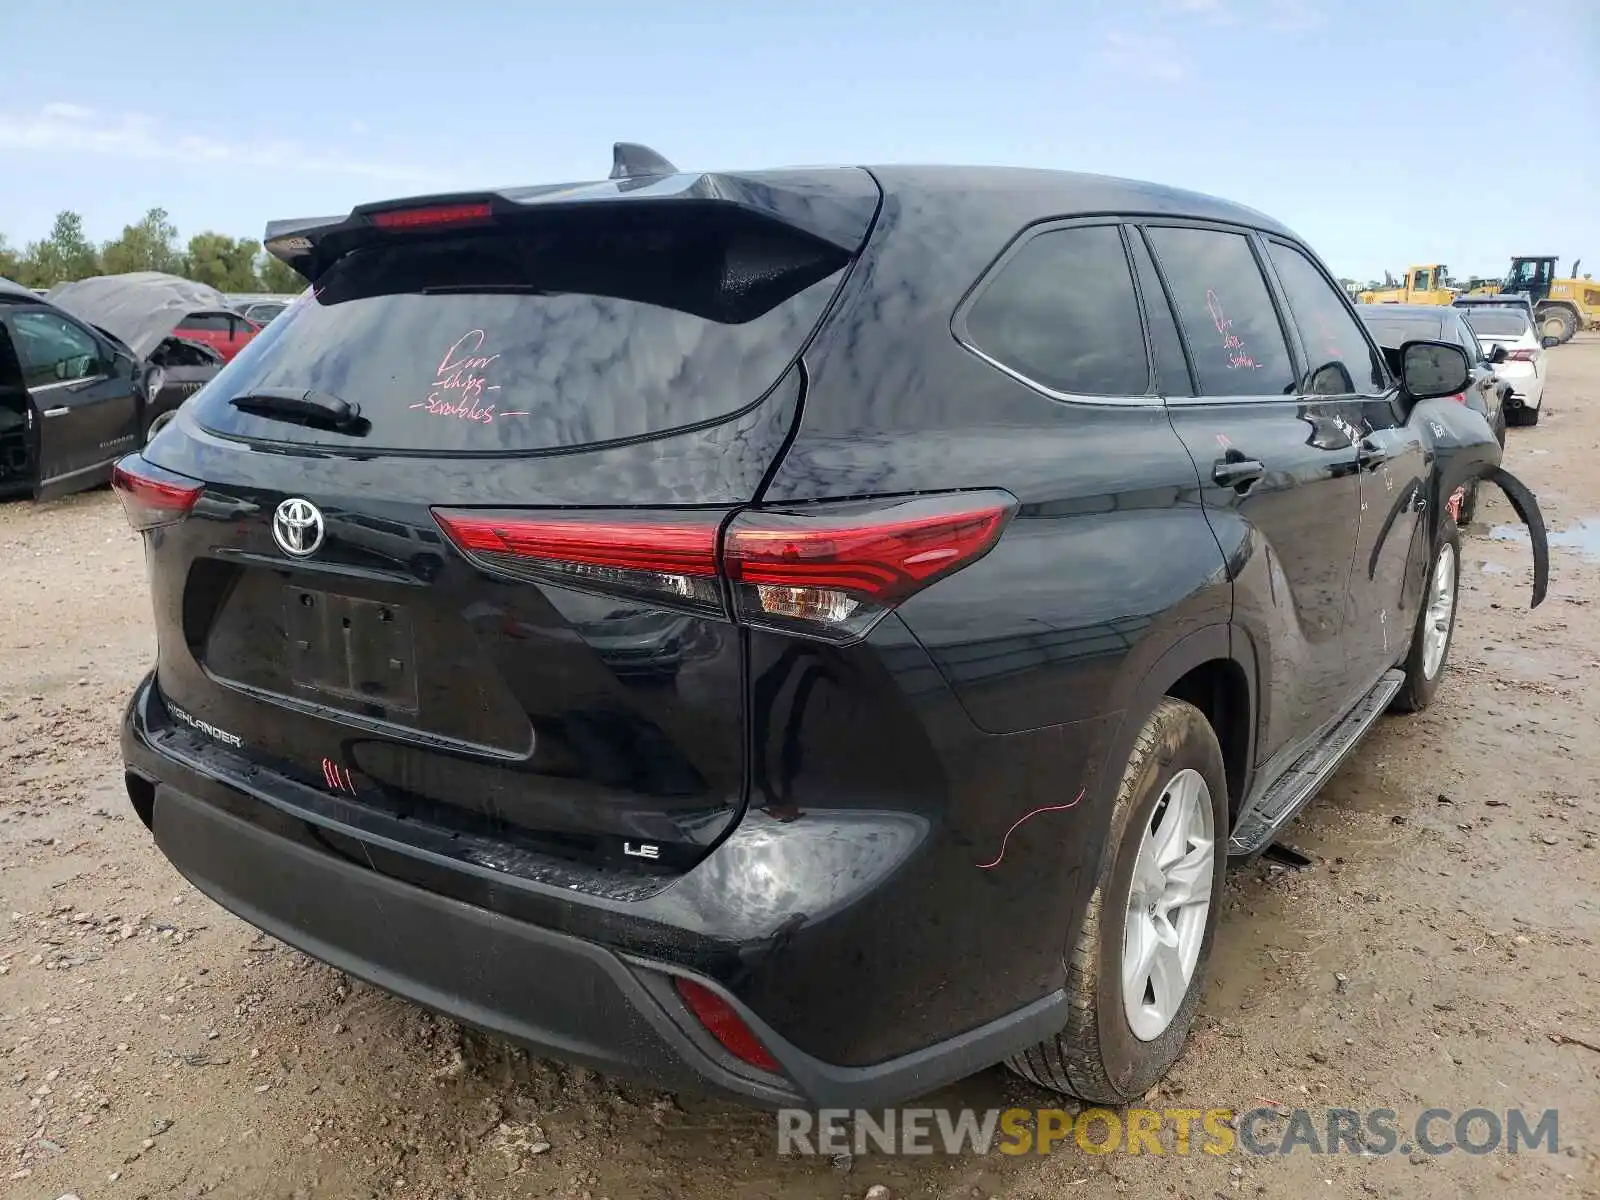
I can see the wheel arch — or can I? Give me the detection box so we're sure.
[1107,625,1258,823]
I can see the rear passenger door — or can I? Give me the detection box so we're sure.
[1140,223,1364,769]
[1262,238,1429,690]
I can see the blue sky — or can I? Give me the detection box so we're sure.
[2,0,1595,281]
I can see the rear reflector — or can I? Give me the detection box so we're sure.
[1447,392,1467,405]
[111,455,204,531]
[369,202,493,230]
[433,490,1017,643]
[673,977,781,1073]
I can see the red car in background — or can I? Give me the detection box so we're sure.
[172,310,260,362]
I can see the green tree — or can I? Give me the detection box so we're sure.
[101,207,184,276]
[187,233,263,291]
[23,210,101,286]
[0,234,22,283]
[257,251,307,294]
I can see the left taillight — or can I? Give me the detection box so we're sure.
[111,455,203,531]
[433,490,1018,644]
[1506,348,1537,362]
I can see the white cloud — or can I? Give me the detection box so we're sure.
[0,103,435,184]
[1099,31,1188,83]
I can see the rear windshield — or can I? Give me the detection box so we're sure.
[1361,317,1442,347]
[1461,310,1530,337]
[191,214,849,453]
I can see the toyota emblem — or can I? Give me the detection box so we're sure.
[273,498,325,558]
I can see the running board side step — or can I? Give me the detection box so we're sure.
[1228,669,1406,857]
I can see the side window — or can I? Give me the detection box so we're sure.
[1128,229,1194,397]
[10,312,102,389]
[180,313,230,332]
[1266,241,1387,394]
[1145,227,1295,397]
[230,316,256,338]
[1455,317,1482,361]
[962,223,1150,397]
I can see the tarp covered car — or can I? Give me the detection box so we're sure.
[47,272,230,439]
[1,276,152,500]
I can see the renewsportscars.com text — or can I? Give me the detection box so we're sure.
[776,1106,1559,1157]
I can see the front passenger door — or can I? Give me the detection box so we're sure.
[1261,238,1426,692]
[7,309,140,499]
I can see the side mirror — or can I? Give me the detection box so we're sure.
[1541,335,1560,349]
[1486,343,1509,365]
[1399,340,1470,401]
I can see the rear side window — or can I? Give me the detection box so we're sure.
[179,313,232,332]
[1266,241,1387,394]
[191,214,849,453]
[1451,315,1483,360]
[1463,310,1530,338]
[1128,229,1193,397]
[1362,317,1443,348]
[1146,227,1295,397]
[962,224,1149,397]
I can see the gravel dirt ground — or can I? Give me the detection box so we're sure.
[3,338,1598,1200]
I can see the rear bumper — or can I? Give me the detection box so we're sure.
[121,672,1070,1108]
[1496,366,1542,409]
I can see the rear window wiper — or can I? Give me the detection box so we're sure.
[229,389,368,435]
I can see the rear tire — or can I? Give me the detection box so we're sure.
[1391,522,1461,713]
[1005,698,1227,1103]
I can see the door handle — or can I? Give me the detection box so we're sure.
[1357,438,1390,470]
[1212,457,1266,489]
[42,406,70,418]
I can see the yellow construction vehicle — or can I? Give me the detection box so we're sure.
[1357,264,1455,305]
[1489,256,1598,343]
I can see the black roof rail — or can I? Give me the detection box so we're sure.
[610,142,677,180]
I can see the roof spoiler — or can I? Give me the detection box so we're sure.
[263,158,880,284]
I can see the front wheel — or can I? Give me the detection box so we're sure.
[1006,698,1228,1103]
[1391,522,1461,713]
[1539,306,1577,345]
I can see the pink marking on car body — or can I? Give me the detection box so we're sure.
[976,787,1087,870]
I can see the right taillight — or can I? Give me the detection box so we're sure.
[433,490,1017,643]
[723,491,1017,641]
[111,455,204,531]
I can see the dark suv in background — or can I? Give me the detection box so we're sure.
[116,149,1501,1108]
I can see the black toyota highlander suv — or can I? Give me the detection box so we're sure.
[116,147,1515,1108]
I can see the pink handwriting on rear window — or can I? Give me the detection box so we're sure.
[410,330,529,423]
[1205,289,1261,371]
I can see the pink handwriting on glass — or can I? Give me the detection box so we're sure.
[1205,289,1261,371]
[411,330,529,423]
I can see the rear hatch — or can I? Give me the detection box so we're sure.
[132,168,880,877]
